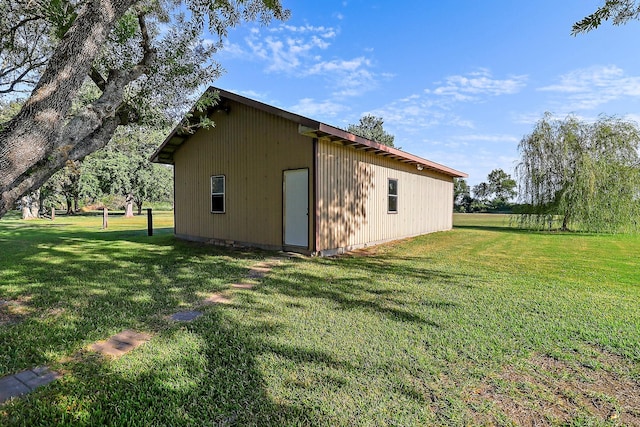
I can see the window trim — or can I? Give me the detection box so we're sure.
[210,175,226,214]
[388,178,398,214]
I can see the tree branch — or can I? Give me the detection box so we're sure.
[133,13,155,75]
[90,68,107,91]
[572,0,640,34]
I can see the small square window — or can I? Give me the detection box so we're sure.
[211,175,225,213]
[388,178,398,213]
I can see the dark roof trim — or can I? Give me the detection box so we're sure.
[151,87,468,178]
[299,123,467,178]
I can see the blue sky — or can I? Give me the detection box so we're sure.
[212,1,640,185]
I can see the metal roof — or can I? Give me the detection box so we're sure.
[151,87,468,178]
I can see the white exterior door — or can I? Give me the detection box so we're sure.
[283,169,309,247]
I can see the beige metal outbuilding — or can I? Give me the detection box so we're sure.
[152,88,467,256]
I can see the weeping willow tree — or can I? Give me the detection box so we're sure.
[516,113,640,233]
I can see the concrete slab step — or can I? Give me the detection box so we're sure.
[0,367,60,404]
[90,330,152,358]
[170,311,203,322]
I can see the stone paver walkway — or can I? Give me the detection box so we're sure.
[0,257,283,404]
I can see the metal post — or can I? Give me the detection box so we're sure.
[147,208,153,236]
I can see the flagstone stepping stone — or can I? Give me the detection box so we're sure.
[247,267,270,279]
[0,366,60,404]
[170,310,203,322]
[231,283,256,289]
[90,330,152,358]
[247,260,281,278]
[202,293,233,305]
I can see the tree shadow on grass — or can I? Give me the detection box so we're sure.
[331,253,481,290]
[0,221,482,425]
[256,255,472,328]
[1,220,366,424]
[0,224,271,376]
[1,309,331,426]
[454,223,606,238]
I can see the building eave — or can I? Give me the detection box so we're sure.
[151,86,468,179]
[299,123,467,178]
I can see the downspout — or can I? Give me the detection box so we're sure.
[172,164,176,235]
[312,137,319,254]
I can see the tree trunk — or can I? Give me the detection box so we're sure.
[30,189,40,218]
[66,196,73,215]
[0,0,138,218]
[136,201,143,216]
[74,195,79,213]
[124,193,134,217]
[20,192,39,219]
[38,190,46,217]
[1,115,122,220]
[21,195,33,220]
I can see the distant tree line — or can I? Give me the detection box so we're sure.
[454,168,517,213]
[32,126,172,218]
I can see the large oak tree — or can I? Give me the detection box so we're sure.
[0,0,289,218]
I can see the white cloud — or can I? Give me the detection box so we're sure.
[364,70,526,146]
[220,89,285,110]
[308,57,380,96]
[234,89,269,100]
[239,24,382,98]
[308,57,370,74]
[623,113,640,125]
[513,111,545,125]
[371,98,444,131]
[454,134,519,143]
[538,65,640,110]
[290,98,350,120]
[540,65,624,93]
[423,148,519,185]
[431,69,527,101]
[514,110,608,126]
[371,91,473,133]
[244,24,336,73]
[270,24,337,39]
[218,40,246,58]
[246,35,332,73]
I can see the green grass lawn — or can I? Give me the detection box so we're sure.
[1,212,638,425]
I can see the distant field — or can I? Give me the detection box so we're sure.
[453,212,513,228]
[1,212,638,425]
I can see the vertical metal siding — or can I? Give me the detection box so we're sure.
[173,100,313,248]
[315,140,454,252]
